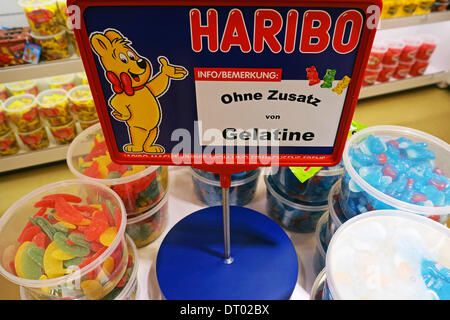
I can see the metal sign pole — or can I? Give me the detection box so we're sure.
[222,186,233,264]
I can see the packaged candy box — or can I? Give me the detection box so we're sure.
[0,27,31,68]
[324,210,450,300]
[340,125,450,226]
[67,123,169,216]
[191,168,260,206]
[0,180,129,300]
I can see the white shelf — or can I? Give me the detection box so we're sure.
[359,67,448,99]
[379,11,450,30]
[0,56,84,83]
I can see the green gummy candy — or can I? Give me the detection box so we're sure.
[106,171,122,179]
[125,224,141,241]
[35,216,56,240]
[68,233,91,249]
[53,232,90,257]
[21,243,43,280]
[63,256,85,269]
[53,223,69,234]
[27,245,45,268]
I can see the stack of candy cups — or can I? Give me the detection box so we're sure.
[30,28,69,61]
[264,174,328,233]
[37,88,73,130]
[397,0,420,16]
[0,179,129,300]
[5,80,39,96]
[0,84,8,101]
[18,0,63,36]
[367,42,387,69]
[66,123,169,217]
[377,63,397,82]
[310,268,326,300]
[416,34,439,61]
[126,189,169,248]
[19,234,139,300]
[323,210,450,300]
[414,0,436,14]
[409,59,430,76]
[0,130,20,156]
[191,168,261,206]
[76,72,89,85]
[4,94,42,133]
[399,37,421,63]
[432,0,449,11]
[46,74,76,91]
[68,85,98,122]
[340,125,450,226]
[393,61,414,79]
[0,102,11,136]
[269,164,344,204]
[382,39,405,65]
[312,212,329,276]
[324,180,348,245]
[362,66,381,86]
[48,119,77,145]
[18,125,50,151]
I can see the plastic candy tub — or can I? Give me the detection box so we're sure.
[0,102,11,136]
[46,74,76,91]
[78,118,99,131]
[126,190,168,248]
[191,168,260,206]
[362,66,381,86]
[0,84,8,101]
[265,175,328,233]
[0,179,129,300]
[76,72,89,85]
[399,37,421,63]
[415,34,439,61]
[382,39,405,65]
[18,125,49,150]
[48,119,77,145]
[30,29,69,61]
[340,125,450,225]
[324,210,450,300]
[6,80,38,96]
[393,61,414,80]
[67,123,169,216]
[269,164,344,204]
[312,212,329,276]
[409,59,429,77]
[377,63,397,82]
[4,94,41,133]
[324,180,348,245]
[380,0,403,18]
[37,89,73,127]
[0,130,20,156]
[310,268,326,300]
[18,0,62,36]
[68,85,98,121]
[367,42,388,69]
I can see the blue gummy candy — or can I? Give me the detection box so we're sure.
[422,185,445,207]
[365,135,386,154]
[397,137,414,149]
[421,259,450,300]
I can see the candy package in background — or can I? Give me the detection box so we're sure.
[4,94,42,133]
[30,29,69,61]
[0,130,20,156]
[0,27,31,68]
[22,43,42,64]
[18,0,64,36]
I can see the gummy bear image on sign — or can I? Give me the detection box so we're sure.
[90,28,188,154]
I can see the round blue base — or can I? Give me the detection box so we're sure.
[156,206,298,300]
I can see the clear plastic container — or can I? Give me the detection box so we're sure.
[409,59,429,77]
[0,101,11,136]
[265,175,328,233]
[126,190,169,248]
[0,84,9,101]
[18,125,49,150]
[30,28,69,61]
[393,60,414,80]
[312,212,329,276]
[269,164,344,204]
[325,210,450,300]
[76,72,88,85]
[416,34,440,61]
[46,74,76,91]
[68,85,98,121]
[67,29,80,57]
[4,94,41,133]
[18,0,62,36]
[310,268,326,300]
[340,125,450,225]
[191,168,260,206]
[6,80,38,96]
[324,180,348,245]
[67,123,169,216]
[0,130,20,156]
[382,39,405,65]
[78,118,99,131]
[367,42,388,69]
[377,63,397,82]
[48,119,77,145]
[37,88,73,127]
[0,179,129,300]
[399,37,422,63]
[362,66,382,86]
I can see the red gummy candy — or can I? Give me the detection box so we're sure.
[382,164,397,180]
[82,160,101,179]
[17,207,46,241]
[32,232,49,249]
[429,215,440,222]
[412,193,427,203]
[54,197,85,224]
[102,202,115,227]
[84,138,107,162]
[378,153,387,165]
[84,210,109,242]
[42,193,82,203]
[429,179,446,191]
[114,207,122,228]
[34,199,56,208]
[18,225,41,243]
[91,241,106,252]
[107,162,128,175]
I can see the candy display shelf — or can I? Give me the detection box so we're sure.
[379,11,450,30]
[358,66,448,99]
[0,56,84,83]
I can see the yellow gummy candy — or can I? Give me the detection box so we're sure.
[14,241,31,278]
[102,256,115,276]
[80,279,104,300]
[51,248,75,261]
[43,242,66,278]
[99,227,117,247]
[57,221,76,230]
[8,99,33,110]
[39,274,50,294]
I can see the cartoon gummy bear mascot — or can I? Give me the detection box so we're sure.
[90,29,188,153]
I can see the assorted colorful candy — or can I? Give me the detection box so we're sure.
[341,133,450,224]
[18,125,49,150]
[37,89,73,127]
[79,118,99,131]
[47,74,76,91]
[265,175,328,233]
[18,0,63,36]
[191,168,260,206]
[4,95,41,133]
[31,29,69,61]
[4,192,128,300]
[270,164,344,204]
[68,85,98,121]
[0,84,8,101]
[49,120,77,144]
[6,80,39,96]
[377,63,397,82]
[0,103,11,136]
[76,72,89,85]
[0,130,20,156]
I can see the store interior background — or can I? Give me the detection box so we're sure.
[0,0,449,300]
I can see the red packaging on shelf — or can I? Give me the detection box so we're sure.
[416,34,439,61]
[377,63,397,82]
[382,39,405,65]
[362,66,382,86]
[0,27,31,68]
[399,37,421,63]
[368,43,388,69]
[409,59,429,77]
[393,61,414,80]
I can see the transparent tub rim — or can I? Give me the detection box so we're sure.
[264,175,329,211]
[343,125,450,216]
[5,80,37,93]
[4,94,37,113]
[68,84,93,103]
[18,0,57,8]
[115,234,139,300]
[30,28,66,40]
[126,187,170,225]
[36,88,68,108]
[48,118,76,130]
[17,123,47,137]
[0,179,127,289]
[325,209,450,300]
[328,179,343,229]
[67,123,161,186]
[46,74,75,86]
[315,211,329,262]
[190,166,261,187]
[310,268,326,300]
